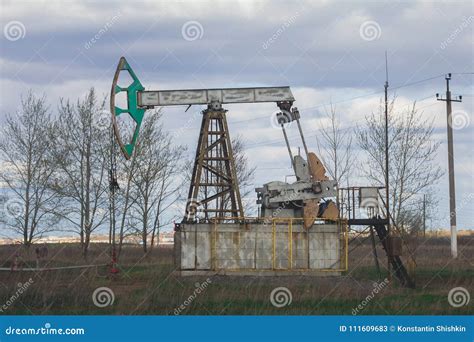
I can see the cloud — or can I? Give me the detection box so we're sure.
[0,0,472,229]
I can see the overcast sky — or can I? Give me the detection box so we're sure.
[1,0,473,230]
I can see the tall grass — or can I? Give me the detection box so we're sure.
[0,237,472,315]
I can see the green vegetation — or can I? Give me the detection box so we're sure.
[0,237,472,315]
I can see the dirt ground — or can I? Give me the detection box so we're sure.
[0,234,472,315]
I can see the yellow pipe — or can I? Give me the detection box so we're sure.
[212,219,217,270]
[289,219,293,269]
[345,220,348,271]
[272,220,276,270]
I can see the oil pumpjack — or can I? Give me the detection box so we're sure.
[108,57,415,287]
[110,57,345,276]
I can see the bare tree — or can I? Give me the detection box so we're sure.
[0,92,61,245]
[315,104,354,186]
[397,192,437,236]
[114,145,138,256]
[357,98,444,232]
[50,88,109,258]
[230,135,256,213]
[149,157,184,250]
[127,111,185,253]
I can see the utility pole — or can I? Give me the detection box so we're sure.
[436,73,462,259]
[384,51,391,280]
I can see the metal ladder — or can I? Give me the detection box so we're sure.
[372,222,415,288]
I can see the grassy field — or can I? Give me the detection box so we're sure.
[0,235,472,315]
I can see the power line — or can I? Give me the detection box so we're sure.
[298,74,446,111]
[390,74,445,91]
[244,93,445,149]
[174,74,454,130]
[298,90,383,111]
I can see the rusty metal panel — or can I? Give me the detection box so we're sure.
[274,228,290,269]
[253,87,294,102]
[255,230,273,269]
[215,231,240,269]
[180,231,196,269]
[309,224,340,269]
[196,232,211,269]
[237,232,255,268]
[292,232,309,269]
[221,88,255,103]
